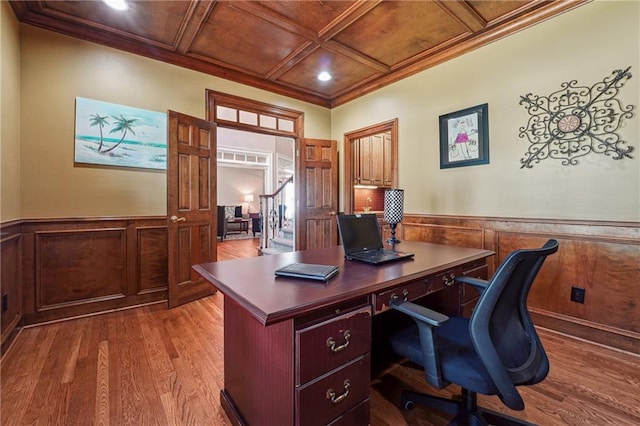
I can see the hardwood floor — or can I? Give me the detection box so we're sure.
[216,237,260,260]
[2,239,639,425]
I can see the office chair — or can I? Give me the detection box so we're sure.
[389,239,559,425]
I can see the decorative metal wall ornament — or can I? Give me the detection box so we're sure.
[518,67,635,168]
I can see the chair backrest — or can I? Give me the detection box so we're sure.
[469,239,559,410]
[217,206,226,235]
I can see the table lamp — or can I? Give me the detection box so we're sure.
[244,194,254,213]
[384,188,404,244]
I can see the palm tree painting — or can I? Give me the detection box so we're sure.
[74,97,167,170]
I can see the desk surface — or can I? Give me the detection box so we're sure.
[193,242,493,325]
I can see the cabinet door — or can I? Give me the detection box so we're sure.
[352,138,361,184]
[370,134,384,185]
[358,137,373,184]
[383,132,393,187]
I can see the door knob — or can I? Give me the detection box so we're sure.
[170,215,186,223]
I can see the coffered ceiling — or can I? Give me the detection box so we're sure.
[9,0,585,108]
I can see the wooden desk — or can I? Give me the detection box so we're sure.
[194,242,493,426]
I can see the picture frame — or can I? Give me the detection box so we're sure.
[74,97,167,170]
[439,103,489,169]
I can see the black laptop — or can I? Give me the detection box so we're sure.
[336,214,414,265]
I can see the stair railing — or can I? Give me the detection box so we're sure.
[258,175,293,251]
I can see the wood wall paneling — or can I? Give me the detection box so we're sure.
[135,226,168,295]
[1,215,637,354]
[401,215,640,353]
[1,226,22,353]
[35,228,127,310]
[16,217,168,327]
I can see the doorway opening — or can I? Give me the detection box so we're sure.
[207,91,302,254]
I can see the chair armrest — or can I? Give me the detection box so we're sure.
[390,299,449,326]
[390,299,450,389]
[455,276,489,293]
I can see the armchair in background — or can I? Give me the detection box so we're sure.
[216,206,228,241]
[388,239,559,425]
[249,213,262,236]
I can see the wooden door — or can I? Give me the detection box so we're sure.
[167,111,217,308]
[296,138,338,251]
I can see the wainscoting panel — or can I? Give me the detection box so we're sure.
[19,217,168,326]
[401,215,640,353]
[403,224,486,248]
[1,223,22,353]
[135,225,169,295]
[496,232,640,335]
[35,228,128,310]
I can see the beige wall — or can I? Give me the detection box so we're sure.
[1,2,21,222]
[18,25,331,218]
[8,1,640,222]
[332,0,640,222]
[218,167,264,212]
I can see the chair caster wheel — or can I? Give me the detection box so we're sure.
[403,400,415,411]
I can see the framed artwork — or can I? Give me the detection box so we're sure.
[439,103,489,169]
[74,97,167,170]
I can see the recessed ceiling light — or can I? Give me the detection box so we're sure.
[317,71,332,82]
[103,0,129,11]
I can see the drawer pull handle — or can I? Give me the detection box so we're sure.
[326,330,351,353]
[442,273,456,286]
[391,290,410,302]
[326,379,350,404]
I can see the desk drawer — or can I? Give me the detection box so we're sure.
[296,306,371,385]
[327,399,370,426]
[374,276,436,313]
[296,355,370,426]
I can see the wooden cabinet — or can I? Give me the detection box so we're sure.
[353,133,392,188]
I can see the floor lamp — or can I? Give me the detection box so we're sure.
[384,188,404,244]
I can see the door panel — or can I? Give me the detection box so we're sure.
[296,138,338,250]
[167,111,217,308]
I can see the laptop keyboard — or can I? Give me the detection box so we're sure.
[355,249,385,259]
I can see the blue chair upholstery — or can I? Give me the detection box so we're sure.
[389,239,559,425]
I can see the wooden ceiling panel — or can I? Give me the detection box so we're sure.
[256,1,357,33]
[188,3,309,76]
[333,1,467,67]
[469,0,539,24]
[278,47,380,97]
[9,0,587,108]
[39,0,191,47]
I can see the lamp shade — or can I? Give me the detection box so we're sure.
[244,194,254,203]
[384,189,404,224]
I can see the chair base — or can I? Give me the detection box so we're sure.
[401,389,536,426]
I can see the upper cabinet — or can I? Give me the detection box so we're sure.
[344,119,398,214]
[353,131,392,188]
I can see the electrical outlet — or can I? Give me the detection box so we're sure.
[570,286,585,304]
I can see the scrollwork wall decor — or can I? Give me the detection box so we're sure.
[518,67,635,168]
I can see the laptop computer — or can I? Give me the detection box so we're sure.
[336,214,414,265]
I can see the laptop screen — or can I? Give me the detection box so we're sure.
[336,214,384,255]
